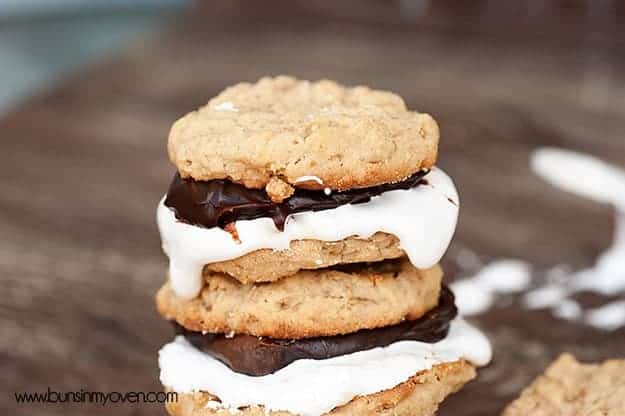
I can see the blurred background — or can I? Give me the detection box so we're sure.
[0,0,190,115]
[2,1,624,117]
[2,1,624,416]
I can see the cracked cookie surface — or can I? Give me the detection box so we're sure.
[168,76,439,195]
[157,259,442,338]
[503,353,625,416]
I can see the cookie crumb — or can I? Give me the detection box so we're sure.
[265,177,294,203]
[224,223,241,243]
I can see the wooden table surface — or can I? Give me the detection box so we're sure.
[2,2,625,415]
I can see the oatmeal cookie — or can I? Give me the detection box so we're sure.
[168,76,439,199]
[157,259,442,338]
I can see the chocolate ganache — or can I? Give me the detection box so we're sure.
[175,286,457,376]
[164,170,429,231]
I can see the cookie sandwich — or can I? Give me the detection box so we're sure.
[156,76,492,416]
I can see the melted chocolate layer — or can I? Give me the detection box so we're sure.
[175,286,457,376]
[164,170,428,230]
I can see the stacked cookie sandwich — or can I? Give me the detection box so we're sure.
[156,76,492,416]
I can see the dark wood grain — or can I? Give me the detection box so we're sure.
[2,2,625,415]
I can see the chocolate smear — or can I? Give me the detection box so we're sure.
[165,170,429,231]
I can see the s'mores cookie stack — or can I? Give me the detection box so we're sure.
[156,76,492,416]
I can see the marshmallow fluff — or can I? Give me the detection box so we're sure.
[158,167,460,298]
[159,318,491,416]
[451,259,532,316]
[523,148,625,330]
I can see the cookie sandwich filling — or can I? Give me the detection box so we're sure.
[165,169,430,230]
[159,316,491,416]
[157,167,459,298]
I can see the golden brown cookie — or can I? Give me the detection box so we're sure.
[503,353,625,416]
[164,360,475,416]
[157,259,442,338]
[205,232,404,284]
[168,76,439,195]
